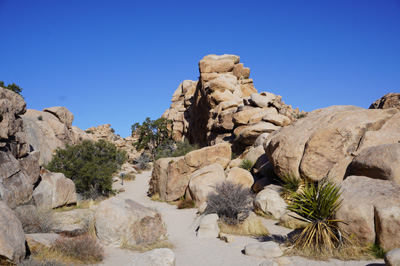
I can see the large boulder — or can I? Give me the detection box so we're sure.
[0,151,34,209]
[33,171,77,209]
[253,188,287,219]
[370,93,400,110]
[0,201,26,264]
[43,106,74,129]
[128,248,175,266]
[350,143,400,185]
[336,176,400,250]
[265,105,400,182]
[95,197,166,246]
[188,163,226,206]
[226,167,254,188]
[149,143,231,202]
[52,209,94,236]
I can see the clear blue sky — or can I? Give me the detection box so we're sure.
[1,0,399,137]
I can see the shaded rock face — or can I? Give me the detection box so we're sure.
[336,176,400,250]
[162,54,302,152]
[265,105,400,182]
[370,93,400,110]
[95,197,166,246]
[85,124,140,163]
[149,143,231,202]
[0,201,26,264]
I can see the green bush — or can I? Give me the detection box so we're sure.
[0,81,23,95]
[155,140,198,160]
[204,181,254,225]
[46,140,127,199]
[287,178,350,253]
[239,159,254,171]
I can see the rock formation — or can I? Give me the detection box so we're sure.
[370,93,400,110]
[85,124,140,163]
[162,54,304,153]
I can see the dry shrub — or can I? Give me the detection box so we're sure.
[18,258,67,266]
[204,181,254,225]
[177,196,195,209]
[218,215,269,236]
[32,234,104,265]
[14,206,53,233]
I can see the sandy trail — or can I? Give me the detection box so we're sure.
[97,171,385,266]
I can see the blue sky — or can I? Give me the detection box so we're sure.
[1,0,399,137]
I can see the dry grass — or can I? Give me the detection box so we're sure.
[121,239,173,253]
[150,192,163,202]
[54,199,98,212]
[14,206,54,233]
[0,257,14,266]
[218,216,269,237]
[122,172,136,181]
[177,196,196,209]
[30,234,104,265]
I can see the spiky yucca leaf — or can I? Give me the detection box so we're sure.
[287,178,350,252]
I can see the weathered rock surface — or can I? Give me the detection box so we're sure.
[52,209,94,236]
[33,171,77,209]
[149,143,231,202]
[26,233,60,248]
[254,188,287,219]
[188,163,226,206]
[244,242,283,259]
[226,167,254,188]
[370,93,400,110]
[265,105,400,182]
[385,248,400,266]
[43,106,74,129]
[0,201,26,264]
[197,214,220,238]
[128,248,175,266]
[350,143,400,185]
[336,176,400,250]
[95,197,166,246]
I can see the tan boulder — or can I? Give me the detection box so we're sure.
[240,82,257,97]
[226,167,254,188]
[204,75,239,93]
[249,108,278,124]
[33,172,77,209]
[199,58,235,73]
[370,93,400,110]
[18,151,40,186]
[188,163,226,206]
[253,188,287,219]
[263,113,291,127]
[336,176,400,250]
[0,87,26,140]
[95,197,166,246]
[184,143,231,169]
[250,92,277,108]
[212,108,235,132]
[265,105,400,181]
[350,143,400,185]
[0,201,26,264]
[52,209,94,236]
[232,107,263,125]
[43,106,74,129]
[233,63,250,79]
[202,54,240,63]
[236,122,279,147]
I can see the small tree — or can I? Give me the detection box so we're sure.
[0,81,23,95]
[46,140,127,198]
[131,117,172,161]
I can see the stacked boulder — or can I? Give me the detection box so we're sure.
[162,54,303,153]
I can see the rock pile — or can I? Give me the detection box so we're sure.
[162,54,304,153]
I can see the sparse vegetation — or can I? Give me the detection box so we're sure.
[279,173,304,201]
[204,181,254,225]
[14,206,53,234]
[135,152,152,170]
[121,172,136,181]
[218,215,269,236]
[19,259,67,266]
[0,81,23,95]
[239,159,254,171]
[369,243,386,259]
[30,234,104,265]
[121,238,173,253]
[46,140,127,199]
[177,195,195,209]
[287,178,351,254]
[37,115,43,121]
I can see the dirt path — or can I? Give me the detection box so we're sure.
[97,171,385,266]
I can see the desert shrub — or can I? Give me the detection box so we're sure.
[14,206,53,233]
[51,234,104,264]
[218,214,269,236]
[204,181,254,225]
[135,152,151,170]
[46,140,127,199]
[37,115,43,121]
[177,195,195,209]
[279,173,305,201]
[121,172,136,181]
[239,159,254,171]
[0,81,23,95]
[369,243,386,259]
[287,178,351,253]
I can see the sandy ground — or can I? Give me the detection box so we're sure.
[96,171,385,266]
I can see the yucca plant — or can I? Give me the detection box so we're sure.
[239,159,254,171]
[279,173,305,201]
[287,178,349,253]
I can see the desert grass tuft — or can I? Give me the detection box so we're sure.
[177,196,195,209]
[150,192,163,202]
[218,216,269,237]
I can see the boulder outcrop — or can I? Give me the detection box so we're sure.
[370,93,400,110]
[265,105,400,182]
[0,201,26,264]
[95,197,166,246]
[336,176,400,250]
[162,54,303,153]
[149,143,231,202]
